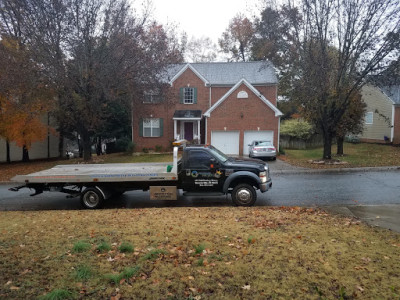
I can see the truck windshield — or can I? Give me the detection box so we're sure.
[208,145,229,162]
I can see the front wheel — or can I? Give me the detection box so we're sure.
[81,187,104,209]
[231,183,257,206]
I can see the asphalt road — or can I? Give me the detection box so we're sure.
[1,169,399,211]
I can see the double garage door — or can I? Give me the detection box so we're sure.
[211,130,274,155]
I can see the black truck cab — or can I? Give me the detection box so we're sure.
[178,145,272,206]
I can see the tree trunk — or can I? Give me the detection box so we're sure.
[337,136,344,156]
[58,131,64,158]
[22,145,30,162]
[81,129,92,161]
[322,131,332,159]
[6,140,10,163]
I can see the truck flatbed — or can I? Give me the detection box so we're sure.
[12,163,178,183]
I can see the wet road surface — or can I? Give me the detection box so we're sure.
[1,170,399,211]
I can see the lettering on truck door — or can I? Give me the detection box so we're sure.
[183,150,224,192]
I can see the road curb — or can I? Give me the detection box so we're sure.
[271,166,400,175]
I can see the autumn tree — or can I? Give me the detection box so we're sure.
[335,92,366,155]
[293,0,400,159]
[219,14,254,62]
[252,4,302,99]
[0,37,54,162]
[185,36,218,62]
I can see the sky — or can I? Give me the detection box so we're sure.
[133,0,261,44]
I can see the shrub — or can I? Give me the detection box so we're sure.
[115,137,134,153]
[155,145,163,152]
[280,119,314,139]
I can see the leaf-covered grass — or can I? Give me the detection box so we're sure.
[282,142,400,168]
[1,208,399,299]
[0,152,174,182]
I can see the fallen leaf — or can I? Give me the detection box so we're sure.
[242,284,251,290]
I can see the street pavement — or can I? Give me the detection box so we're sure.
[266,158,400,233]
[1,158,400,233]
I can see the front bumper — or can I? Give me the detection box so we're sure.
[260,179,272,192]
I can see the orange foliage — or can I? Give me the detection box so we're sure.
[0,36,55,150]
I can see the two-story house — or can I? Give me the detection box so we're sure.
[133,61,283,155]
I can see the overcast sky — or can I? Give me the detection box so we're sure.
[133,0,261,44]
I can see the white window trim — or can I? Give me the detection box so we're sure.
[365,112,373,125]
[143,118,161,137]
[184,87,194,104]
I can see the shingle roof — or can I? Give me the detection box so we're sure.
[164,61,278,85]
[381,86,400,105]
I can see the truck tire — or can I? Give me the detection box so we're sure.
[81,187,104,209]
[231,183,257,206]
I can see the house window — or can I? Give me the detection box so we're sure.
[180,87,197,104]
[142,118,163,137]
[365,112,373,125]
[184,87,194,104]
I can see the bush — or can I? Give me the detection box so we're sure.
[115,137,134,153]
[280,119,314,139]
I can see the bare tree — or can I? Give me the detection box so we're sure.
[293,0,400,159]
[185,36,218,62]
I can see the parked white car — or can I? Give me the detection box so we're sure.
[248,140,276,160]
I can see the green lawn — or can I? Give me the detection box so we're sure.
[282,142,400,168]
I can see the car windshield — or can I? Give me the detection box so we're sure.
[208,145,229,162]
[255,141,272,147]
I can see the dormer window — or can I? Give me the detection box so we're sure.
[180,87,197,104]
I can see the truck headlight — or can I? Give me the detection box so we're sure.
[259,171,267,183]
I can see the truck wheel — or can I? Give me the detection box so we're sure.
[231,183,257,206]
[81,187,104,209]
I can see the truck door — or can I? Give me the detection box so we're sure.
[181,150,224,192]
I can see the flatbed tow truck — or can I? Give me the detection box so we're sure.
[10,140,272,208]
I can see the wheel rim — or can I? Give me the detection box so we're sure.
[236,188,252,204]
[83,191,100,208]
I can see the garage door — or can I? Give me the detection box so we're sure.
[243,131,274,155]
[211,131,240,155]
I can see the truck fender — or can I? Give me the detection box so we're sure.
[222,171,261,193]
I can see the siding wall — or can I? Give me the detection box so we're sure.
[360,85,393,142]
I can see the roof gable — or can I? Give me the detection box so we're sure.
[169,63,209,86]
[204,79,283,117]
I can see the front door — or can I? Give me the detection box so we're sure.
[184,122,193,141]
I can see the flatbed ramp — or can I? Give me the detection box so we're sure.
[12,163,178,183]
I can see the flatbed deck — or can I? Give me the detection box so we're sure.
[12,163,178,183]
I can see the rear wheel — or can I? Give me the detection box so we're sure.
[81,187,104,209]
[231,183,257,206]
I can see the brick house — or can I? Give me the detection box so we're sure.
[133,61,283,155]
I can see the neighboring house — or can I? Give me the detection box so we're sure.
[0,114,62,162]
[133,61,283,155]
[360,84,400,144]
